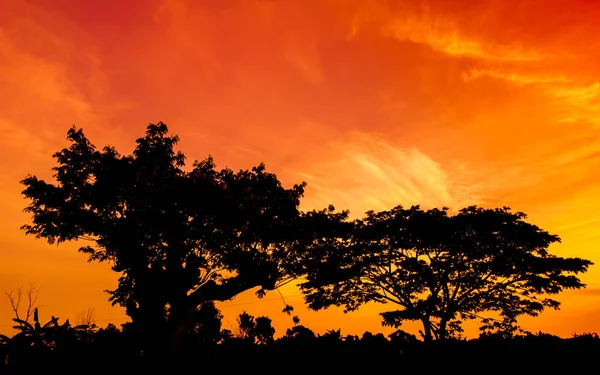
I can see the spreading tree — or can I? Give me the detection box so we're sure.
[20,122,342,352]
[300,205,593,340]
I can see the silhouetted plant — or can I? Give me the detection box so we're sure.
[236,312,256,341]
[321,329,342,341]
[219,329,234,342]
[11,308,57,348]
[3,306,96,365]
[388,329,418,345]
[572,332,600,340]
[300,205,592,341]
[5,284,39,325]
[254,316,276,345]
[358,332,389,353]
[231,311,275,345]
[20,122,345,353]
[283,325,315,341]
[189,302,223,345]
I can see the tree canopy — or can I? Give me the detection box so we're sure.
[300,205,593,340]
[18,121,594,349]
[20,122,343,351]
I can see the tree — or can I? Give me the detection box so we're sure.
[282,325,315,341]
[300,205,593,341]
[233,311,275,345]
[20,122,339,352]
[254,316,276,345]
[189,302,223,345]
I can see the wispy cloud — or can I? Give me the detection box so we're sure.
[292,132,481,217]
[383,17,544,62]
[2,0,600,337]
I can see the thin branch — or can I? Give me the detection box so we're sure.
[5,283,39,323]
[274,276,297,289]
[275,288,289,308]
[77,235,99,242]
[190,267,228,295]
[25,283,38,323]
[5,288,22,321]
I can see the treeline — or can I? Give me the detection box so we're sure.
[3,122,597,369]
[1,307,599,370]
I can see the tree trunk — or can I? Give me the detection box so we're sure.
[128,279,171,358]
[420,317,433,342]
[168,301,195,353]
[437,318,448,341]
[133,306,170,358]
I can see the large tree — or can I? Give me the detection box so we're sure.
[20,122,339,352]
[300,205,593,341]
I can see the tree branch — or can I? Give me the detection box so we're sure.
[5,283,39,323]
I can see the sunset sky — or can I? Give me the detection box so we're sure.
[2,0,600,338]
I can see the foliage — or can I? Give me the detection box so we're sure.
[283,325,315,341]
[300,205,593,340]
[19,122,343,350]
[189,302,223,344]
[1,324,599,371]
[4,307,95,355]
[232,311,276,345]
[14,120,596,362]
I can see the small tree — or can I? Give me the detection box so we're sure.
[190,302,223,344]
[301,205,593,341]
[254,316,276,345]
[233,311,275,345]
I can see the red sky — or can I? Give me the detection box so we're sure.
[1,0,600,338]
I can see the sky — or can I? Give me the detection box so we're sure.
[1,0,600,338]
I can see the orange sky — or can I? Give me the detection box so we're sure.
[1,0,600,338]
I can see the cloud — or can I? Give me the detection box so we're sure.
[554,82,600,106]
[0,31,96,128]
[345,0,546,62]
[3,0,600,337]
[292,132,480,216]
[383,16,544,62]
[462,68,572,86]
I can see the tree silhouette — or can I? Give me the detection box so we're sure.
[20,122,339,353]
[300,205,593,341]
[283,325,315,341]
[7,307,91,352]
[254,316,276,345]
[236,312,256,341]
[190,302,223,345]
[233,311,276,345]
